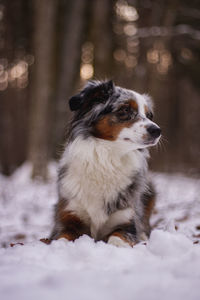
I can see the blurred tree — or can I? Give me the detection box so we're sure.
[0,0,200,176]
[53,0,88,153]
[143,0,180,171]
[90,0,114,79]
[0,0,31,175]
[28,0,57,180]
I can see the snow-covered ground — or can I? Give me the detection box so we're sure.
[0,163,200,300]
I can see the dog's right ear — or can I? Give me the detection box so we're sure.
[69,94,84,111]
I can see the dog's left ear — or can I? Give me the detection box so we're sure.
[95,80,114,99]
[85,80,115,104]
[69,80,115,111]
[102,80,114,95]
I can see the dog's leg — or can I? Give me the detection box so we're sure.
[141,184,156,237]
[107,222,137,248]
[51,210,89,241]
[143,196,155,228]
[107,232,134,248]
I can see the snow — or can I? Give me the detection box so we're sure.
[0,164,200,300]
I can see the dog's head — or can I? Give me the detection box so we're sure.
[69,80,161,150]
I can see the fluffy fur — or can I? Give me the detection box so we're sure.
[50,80,161,247]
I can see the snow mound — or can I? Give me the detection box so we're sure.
[148,229,192,257]
[0,232,200,300]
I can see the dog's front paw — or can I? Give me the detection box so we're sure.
[107,235,132,248]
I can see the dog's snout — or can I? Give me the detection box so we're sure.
[147,125,161,138]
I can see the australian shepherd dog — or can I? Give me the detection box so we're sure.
[50,80,161,248]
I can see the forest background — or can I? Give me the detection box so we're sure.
[0,0,200,179]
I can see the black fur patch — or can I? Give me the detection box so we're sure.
[141,181,155,208]
[69,95,83,111]
[105,173,142,215]
[69,80,114,112]
[58,164,68,181]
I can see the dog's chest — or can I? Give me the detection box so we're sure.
[59,140,143,230]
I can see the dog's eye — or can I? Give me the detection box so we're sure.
[116,105,137,121]
[146,112,153,120]
[117,105,129,115]
[118,105,129,113]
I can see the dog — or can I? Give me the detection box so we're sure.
[50,80,161,248]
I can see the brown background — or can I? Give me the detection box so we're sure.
[0,0,200,178]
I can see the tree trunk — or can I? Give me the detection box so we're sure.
[53,0,88,151]
[146,0,179,171]
[28,0,57,180]
[91,0,114,79]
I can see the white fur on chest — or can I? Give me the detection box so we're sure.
[59,137,145,234]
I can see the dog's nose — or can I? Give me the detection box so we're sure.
[147,125,161,138]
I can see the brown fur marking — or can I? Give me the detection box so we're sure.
[128,99,138,111]
[94,100,138,141]
[144,197,155,222]
[94,115,134,140]
[56,208,90,241]
[57,233,77,241]
[144,104,148,114]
